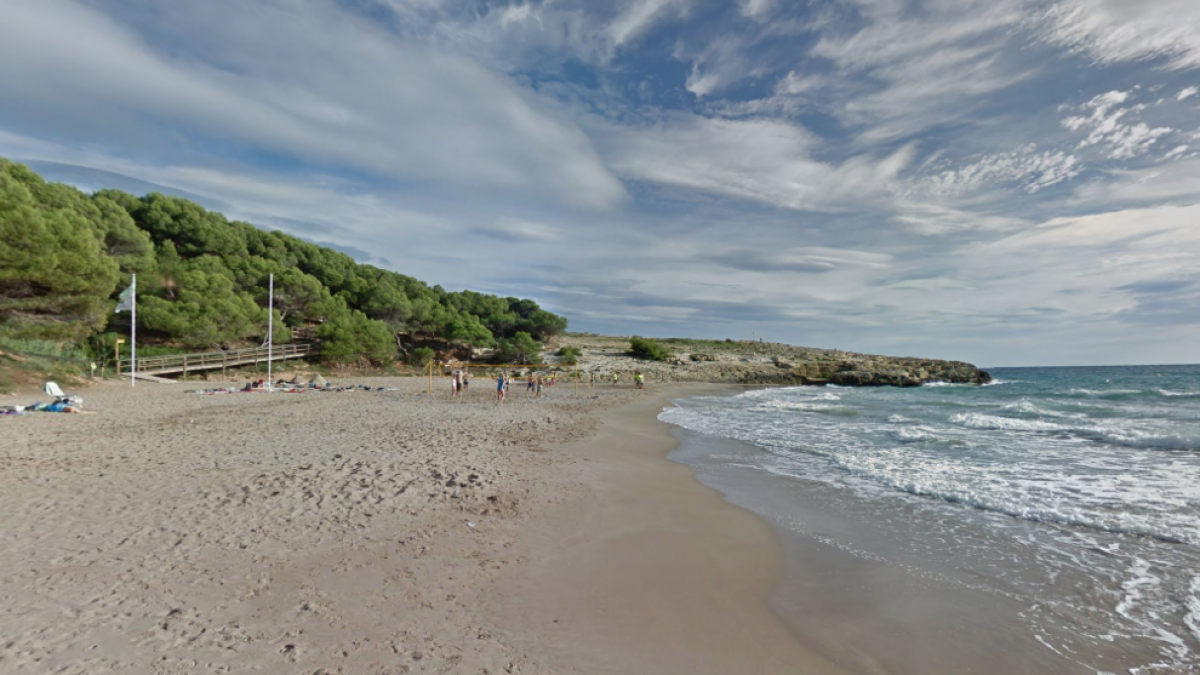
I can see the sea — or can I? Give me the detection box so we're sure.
[660,365,1200,675]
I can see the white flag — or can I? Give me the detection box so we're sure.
[115,283,134,313]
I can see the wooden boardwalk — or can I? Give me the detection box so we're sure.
[118,343,315,379]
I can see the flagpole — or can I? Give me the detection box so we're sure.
[130,274,137,388]
[267,273,274,391]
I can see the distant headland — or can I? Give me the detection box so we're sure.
[553,334,991,387]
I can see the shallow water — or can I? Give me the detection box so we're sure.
[662,366,1200,674]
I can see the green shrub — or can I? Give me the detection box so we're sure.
[409,346,435,367]
[494,332,543,365]
[629,336,672,362]
[557,345,581,365]
[316,310,396,366]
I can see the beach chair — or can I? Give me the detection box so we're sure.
[44,381,82,406]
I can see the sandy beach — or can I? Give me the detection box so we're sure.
[0,376,826,674]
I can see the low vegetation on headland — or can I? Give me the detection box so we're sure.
[585,335,991,387]
[0,157,567,379]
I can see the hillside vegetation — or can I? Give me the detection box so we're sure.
[0,158,566,369]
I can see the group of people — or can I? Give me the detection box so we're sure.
[525,374,558,398]
[595,371,644,388]
[448,368,649,404]
[453,371,559,404]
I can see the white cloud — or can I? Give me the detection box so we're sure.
[1062,91,1174,160]
[775,71,824,96]
[920,146,1081,196]
[891,201,1029,235]
[0,0,627,210]
[685,64,723,98]
[1040,0,1200,70]
[601,113,913,211]
[1179,86,1199,102]
[683,36,764,99]
[1164,145,1190,160]
[474,219,564,243]
[862,203,1200,351]
[740,0,777,21]
[1074,157,1200,204]
[807,0,1030,142]
[609,0,693,50]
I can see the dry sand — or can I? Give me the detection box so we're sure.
[0,377,830,674]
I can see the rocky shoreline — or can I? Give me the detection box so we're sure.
[553,335,991,387]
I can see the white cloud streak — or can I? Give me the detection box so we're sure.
[601,113,913,211]
[1040,0,1200,70]
[0,0,626,210]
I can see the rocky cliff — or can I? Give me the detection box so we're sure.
[552,335,991,387]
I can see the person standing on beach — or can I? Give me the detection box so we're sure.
[462,370,469,395]
[612,372,618,386]
[496,373,506,404]
[590,372,595,387]
[451,371,461,399]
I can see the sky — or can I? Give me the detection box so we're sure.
[2,0,1200,367]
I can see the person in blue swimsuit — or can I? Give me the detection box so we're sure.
[496,374,507,404]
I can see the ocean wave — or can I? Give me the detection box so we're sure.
[1115,558,1158,622]
[947,413,1199,450]
[982,379,1015,386]
[1067,388,1143,397]
[887,414,910,424]
[1187,576,1200,645]
[1158,389,1200,398]
[832,461,1197,545]
[1077,428,1199,452]
[949,413,1063,432]
[753,400,834,412]
[888,426,939,443]
[1000,400,1079,418]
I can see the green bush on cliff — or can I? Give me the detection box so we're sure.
[494,332,543,365]
[629,336,672,362]
[557,345,581,365]
[409,346,435,367]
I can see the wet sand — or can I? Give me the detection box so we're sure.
[668,427,1144,675]
[488,385,848,674]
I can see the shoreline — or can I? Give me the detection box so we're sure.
[660,384,1195,674]
[488,383,848,674]
[668,426,1098,675]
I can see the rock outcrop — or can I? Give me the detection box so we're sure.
[548,336,991,388]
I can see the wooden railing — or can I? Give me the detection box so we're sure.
[117,343,315,377]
